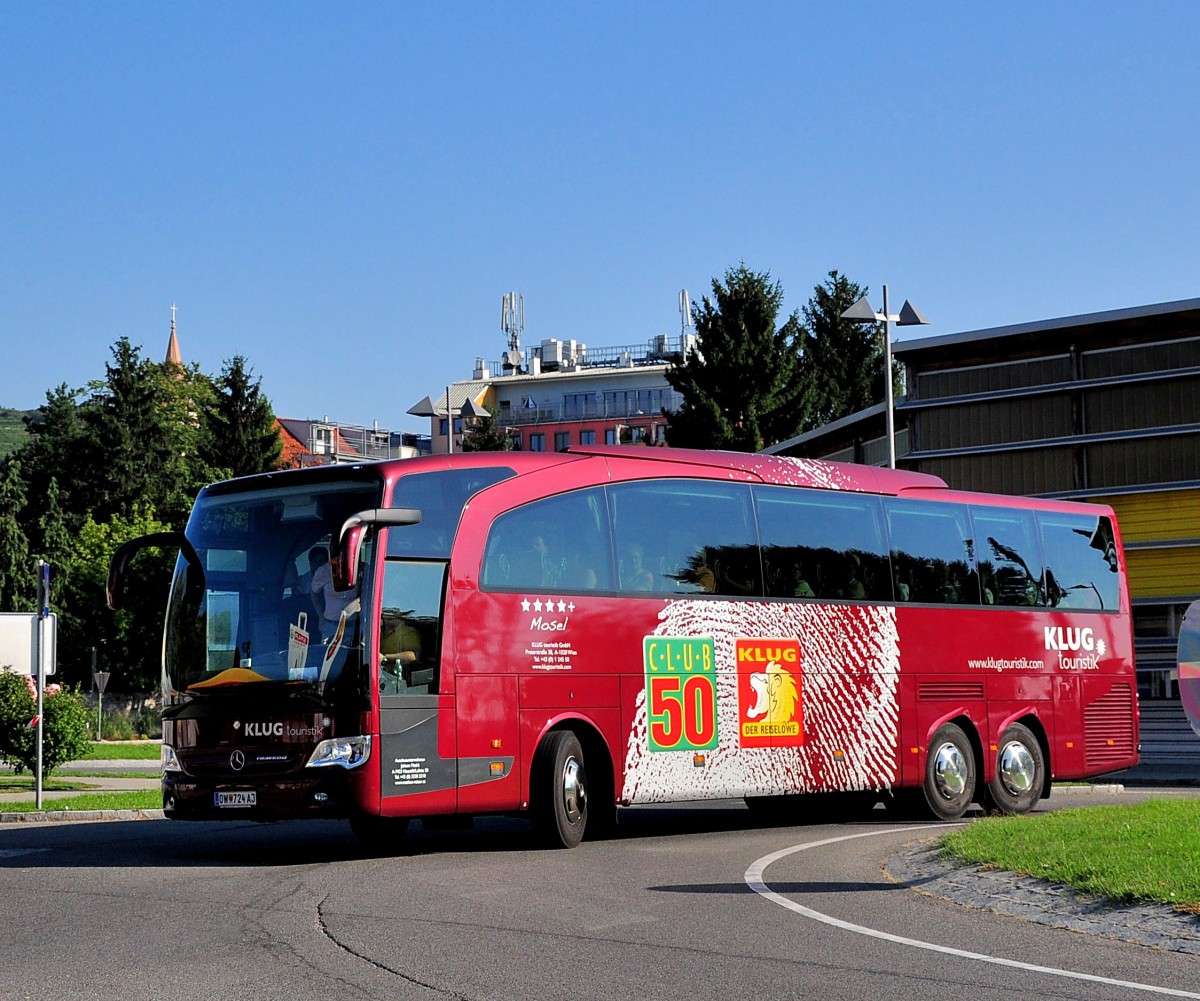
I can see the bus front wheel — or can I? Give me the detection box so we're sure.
[986,723,1044,815]
[922,724,976,821]
[533,730,588,849]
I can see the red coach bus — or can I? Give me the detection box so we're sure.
[108,446,1137,848]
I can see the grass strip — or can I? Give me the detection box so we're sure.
[940,798,1200,913]
[0,790,162,813]
[81,742,161,761]
[0,776,94,792]
[58,770,160,780]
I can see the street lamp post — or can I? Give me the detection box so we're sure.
[407,393,491,453]
[841,285,930,469]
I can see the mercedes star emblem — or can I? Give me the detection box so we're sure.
[230,749,246,771]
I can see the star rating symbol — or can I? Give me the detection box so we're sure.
[518,596,576,616]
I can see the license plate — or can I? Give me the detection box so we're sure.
[214,791,256,808]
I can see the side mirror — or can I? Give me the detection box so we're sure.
[331,508,422,591]
[107,532,204,610]
[1180,601,1200,738]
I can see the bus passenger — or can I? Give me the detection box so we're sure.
[310,546,355,638]
[619,544,654,591]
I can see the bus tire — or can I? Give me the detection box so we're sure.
[922,723,976,821]
[986,723,1044,815]
[349,814,410,853]
[532,730,588,849]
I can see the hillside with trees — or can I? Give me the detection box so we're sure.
[0,408,36,458]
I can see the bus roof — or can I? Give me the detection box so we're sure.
[204,446,954,499]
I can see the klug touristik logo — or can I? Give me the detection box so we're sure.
[1044,626,1106,671]
[233,718,330,738]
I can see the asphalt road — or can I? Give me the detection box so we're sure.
[1,793,1197,1001]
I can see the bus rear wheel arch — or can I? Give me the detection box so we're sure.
[986,721,1046,815]
[922,722,978,821]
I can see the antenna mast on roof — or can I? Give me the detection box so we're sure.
[678,289,693,336]
[501,291,525,372]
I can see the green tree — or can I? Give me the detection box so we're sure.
[202,355,282,477]
[55,508,174,691]
[17,384,89,535]
[665,264,808,451]
[35,477,72,571]
[0,458,31,612]
[81,338,173,523]
[461,414,515,452]
[798,271,887,431]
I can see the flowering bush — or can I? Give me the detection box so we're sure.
[0,668,92,775]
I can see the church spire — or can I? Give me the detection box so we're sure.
[166,303,183,369]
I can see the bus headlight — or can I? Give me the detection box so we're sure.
[161,744,182,774]
[305,735,372,770]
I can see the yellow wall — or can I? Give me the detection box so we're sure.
[1089,488,1200,544]
[1124,547,1200,599]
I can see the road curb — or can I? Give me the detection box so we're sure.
[0,809,165,824]
[1053,783,1124,795]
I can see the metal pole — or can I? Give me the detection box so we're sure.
[445,385,453,454]
[882,284,896,469]
[35,560,47,810]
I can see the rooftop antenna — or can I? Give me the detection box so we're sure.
[501,291,525,372]
[678,289,693,336]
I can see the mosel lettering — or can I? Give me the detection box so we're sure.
[1044,626,1094,652]
[530,616,569,632]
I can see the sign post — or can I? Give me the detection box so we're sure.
[35,561,50,810]
[94,670,111,741]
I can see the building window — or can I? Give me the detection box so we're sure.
[555,431,571,451]
[563,393,596,419]
[530,433,546,452]
[605,428,617,445]
[580,430,596,445]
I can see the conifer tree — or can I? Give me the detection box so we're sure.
[0,458,31,611]
[202,356,282,478]
[799,271,887,431]
[665,265,809,451]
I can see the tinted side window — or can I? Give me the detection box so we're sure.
[754,486,889,601]
[389,468,515,558]
[608,480,760,596]
[1040,512,1120,610]
[481,487,612,592]
[971,507,1044,606]
[886,500,978,604]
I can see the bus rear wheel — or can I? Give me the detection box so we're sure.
[533,730,588,849]
[922,723,976,820]
[986,723,1044,815]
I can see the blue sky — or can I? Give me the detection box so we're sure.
[3,3,1198,432]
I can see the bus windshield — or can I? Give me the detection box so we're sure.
[162,478,382,699]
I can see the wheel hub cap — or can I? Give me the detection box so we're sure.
[933,742,968,799]
[999,740,1035,795]
[562,756,585,823]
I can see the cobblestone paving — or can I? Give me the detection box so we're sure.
[886,839,1200,955]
